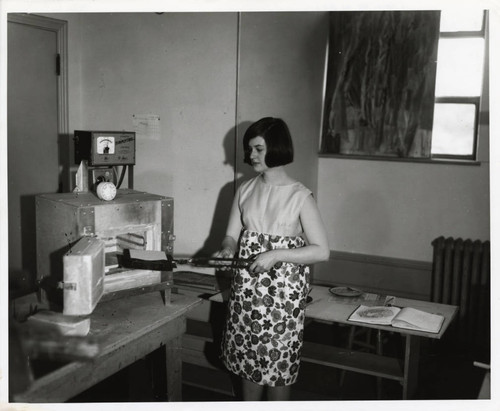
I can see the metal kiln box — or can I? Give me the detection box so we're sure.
[36,189,174,312]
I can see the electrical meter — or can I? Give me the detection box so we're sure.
[74,130,136,166]
[96,136,115,155]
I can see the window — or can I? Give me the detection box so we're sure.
[319,10,488,163]
[431,10,487,160]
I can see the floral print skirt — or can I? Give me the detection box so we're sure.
[220,229,310,387]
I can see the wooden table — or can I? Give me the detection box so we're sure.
[303,286,458,399]
[13,291,201,403]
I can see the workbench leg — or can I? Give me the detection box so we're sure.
[160,288,172,305]
[402,335,421,399]
[376,329,383,399]
[165,334,183,401]
[160,271,173,305]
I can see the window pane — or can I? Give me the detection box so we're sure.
[431,103,476,155]
[435,38,484,97]
[440,10,484,32]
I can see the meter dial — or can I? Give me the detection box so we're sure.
[96,182,117,201]
[96,136,115,155]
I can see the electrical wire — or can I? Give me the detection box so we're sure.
[116,165,127,189]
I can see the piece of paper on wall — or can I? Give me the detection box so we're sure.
[133,114,161,140]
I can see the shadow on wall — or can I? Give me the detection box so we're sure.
[9,195,39,297]
[193,121,255,258]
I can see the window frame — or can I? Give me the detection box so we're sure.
[431,10,487,161]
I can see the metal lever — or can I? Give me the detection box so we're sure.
[174,257,253,269]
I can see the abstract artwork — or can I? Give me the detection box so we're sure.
[321,11,440,158]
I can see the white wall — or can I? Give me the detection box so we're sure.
[237,12,328,194]
[42,11,490,265]
[41,11,327,259]
[43,12,238,256]
[317,60,490,262]
[317,159,489,262]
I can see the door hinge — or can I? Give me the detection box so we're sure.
[56,53,61,76]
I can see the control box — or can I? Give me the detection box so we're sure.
[74,130,136,166]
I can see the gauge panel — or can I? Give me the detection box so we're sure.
[96,136,115,155]
[74,130,136,166]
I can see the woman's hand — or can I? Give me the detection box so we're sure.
[248,250,280,273]
[212,247,235,271]
[213,247,234,259]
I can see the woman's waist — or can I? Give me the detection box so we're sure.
[240,228,305,244]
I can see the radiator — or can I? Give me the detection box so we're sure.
[431,236,490,358]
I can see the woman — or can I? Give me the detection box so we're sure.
[215,117,330,401]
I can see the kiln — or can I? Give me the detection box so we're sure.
[36,189,175,315]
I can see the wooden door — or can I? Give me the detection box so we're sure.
[8,14,68,292]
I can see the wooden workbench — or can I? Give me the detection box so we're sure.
[13,291,201,403]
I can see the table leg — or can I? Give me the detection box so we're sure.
[165,333,183,401]
[402,335,421,399]
[160,288,172,305]
[376,329,383,399]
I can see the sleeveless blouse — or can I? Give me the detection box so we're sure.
[237,175,312,236]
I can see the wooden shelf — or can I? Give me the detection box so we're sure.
[183,319,404,382]
[182,334,223,370]
[302,341,403,381]
[182,363,234,397]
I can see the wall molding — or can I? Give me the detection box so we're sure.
[329,250,432,270]
[313,250,433,301]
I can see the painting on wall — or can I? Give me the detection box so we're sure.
[321,11,440,158]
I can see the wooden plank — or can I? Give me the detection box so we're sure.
[174,271,219,291]
[165,334,183,401]
[182,348,221,370]
[100,280,173,303]
[301,341,403,382]
[183,333,213,348]
[14,293,201,402]
[173,271,219,291]
[402,335,420,400]
[182,363,234,397]
[186,318,215,340]
[14,316,185,402]
[181,333,225,370]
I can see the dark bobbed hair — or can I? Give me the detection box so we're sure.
[243,117,294,167]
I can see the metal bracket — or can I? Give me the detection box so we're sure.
[57,281,77,291]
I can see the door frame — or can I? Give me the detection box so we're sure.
[8,13,69,190]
